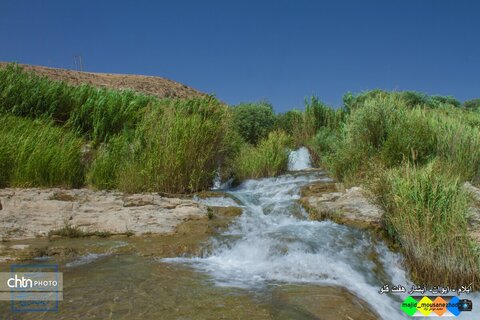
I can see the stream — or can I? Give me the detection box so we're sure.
[1,148,479,319]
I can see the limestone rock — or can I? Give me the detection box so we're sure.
[0,188,207,240]
[300,183,383,229]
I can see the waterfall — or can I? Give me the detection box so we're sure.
[288,147,312,171]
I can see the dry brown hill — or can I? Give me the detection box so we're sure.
[0,62,207,100]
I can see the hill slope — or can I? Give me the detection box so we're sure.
[0,62,206,99]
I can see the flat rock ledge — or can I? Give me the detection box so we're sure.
[0,188,208,240]
[299,182,383,230]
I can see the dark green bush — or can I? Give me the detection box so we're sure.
[275,109,303,136]
[381,109,437,166]
[232,101,276,145]
[464,98,480,110]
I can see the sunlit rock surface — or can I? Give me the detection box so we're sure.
[0,188,208,240]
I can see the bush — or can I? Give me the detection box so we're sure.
[326,95,405,182]
[232,101,276,145]
[371,162,479,287]
[432,112,480,181]
[381,108,437,166]
[0,115,85,188]
[342,90,461,112]
[233,130,292,180]
[275,109,303,136]
[464,98,480,111]
[88,97,235,193]
[303,97,344,136]
[306,127,338,163]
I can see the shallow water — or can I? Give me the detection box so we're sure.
[166,170,410,319]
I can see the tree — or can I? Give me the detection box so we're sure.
[232,102,276,145]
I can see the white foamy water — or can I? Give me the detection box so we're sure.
[164,149,480,319]
[288,146,312,171]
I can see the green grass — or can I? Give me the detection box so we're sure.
[87,97,237,193]
[306,91,480,287]
[233,130,292,180]
[370,162,479,287]
[0,63,155,144]
[0,115,85,188]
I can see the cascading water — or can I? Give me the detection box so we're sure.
[165,149,479,319]
[288,146,312,171]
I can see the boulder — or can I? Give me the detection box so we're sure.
[299,183,383,229]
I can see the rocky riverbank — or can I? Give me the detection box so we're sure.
[0,188,243,262]
[299,180,480,247]
[0,188,212,240]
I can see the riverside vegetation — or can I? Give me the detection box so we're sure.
[1,63,480,288]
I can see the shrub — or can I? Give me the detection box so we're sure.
[275,109,304,136]
[88,97,235,193]
[232,101,276,145]
[303,97,344,136]
[464,98,480,111]
[0,115,85,188]
[371,162,479,287]
[342,90,460,112]
[381,108,437,166]
[233,130,292,180]
[326,95,405,182]
[432,112,480,181]
[306,127,338,163]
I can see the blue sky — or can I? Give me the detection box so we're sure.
[1,0,479,112]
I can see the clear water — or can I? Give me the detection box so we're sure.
[2,149,479,319]
[166,150,480,319]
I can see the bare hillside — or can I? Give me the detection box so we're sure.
[0,62,207,100]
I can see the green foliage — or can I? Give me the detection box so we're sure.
[233,130,292,180]
[49,223,86,238]
[381,108,437,166]
[371,162,479,287]
[306,127,339,165]
[86,134,133,190]
[275,109,303,136]
[464,98,480,111]
[432,112,480,182]
[0,115,84,188]
[88,97,235,193]
[323,94,480,183]
[326,95,403,182]
[317,92,480,286]
[232,101,276,145]
[342,89,461,112]
[0,63,155,144]
[303,97,344,136]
